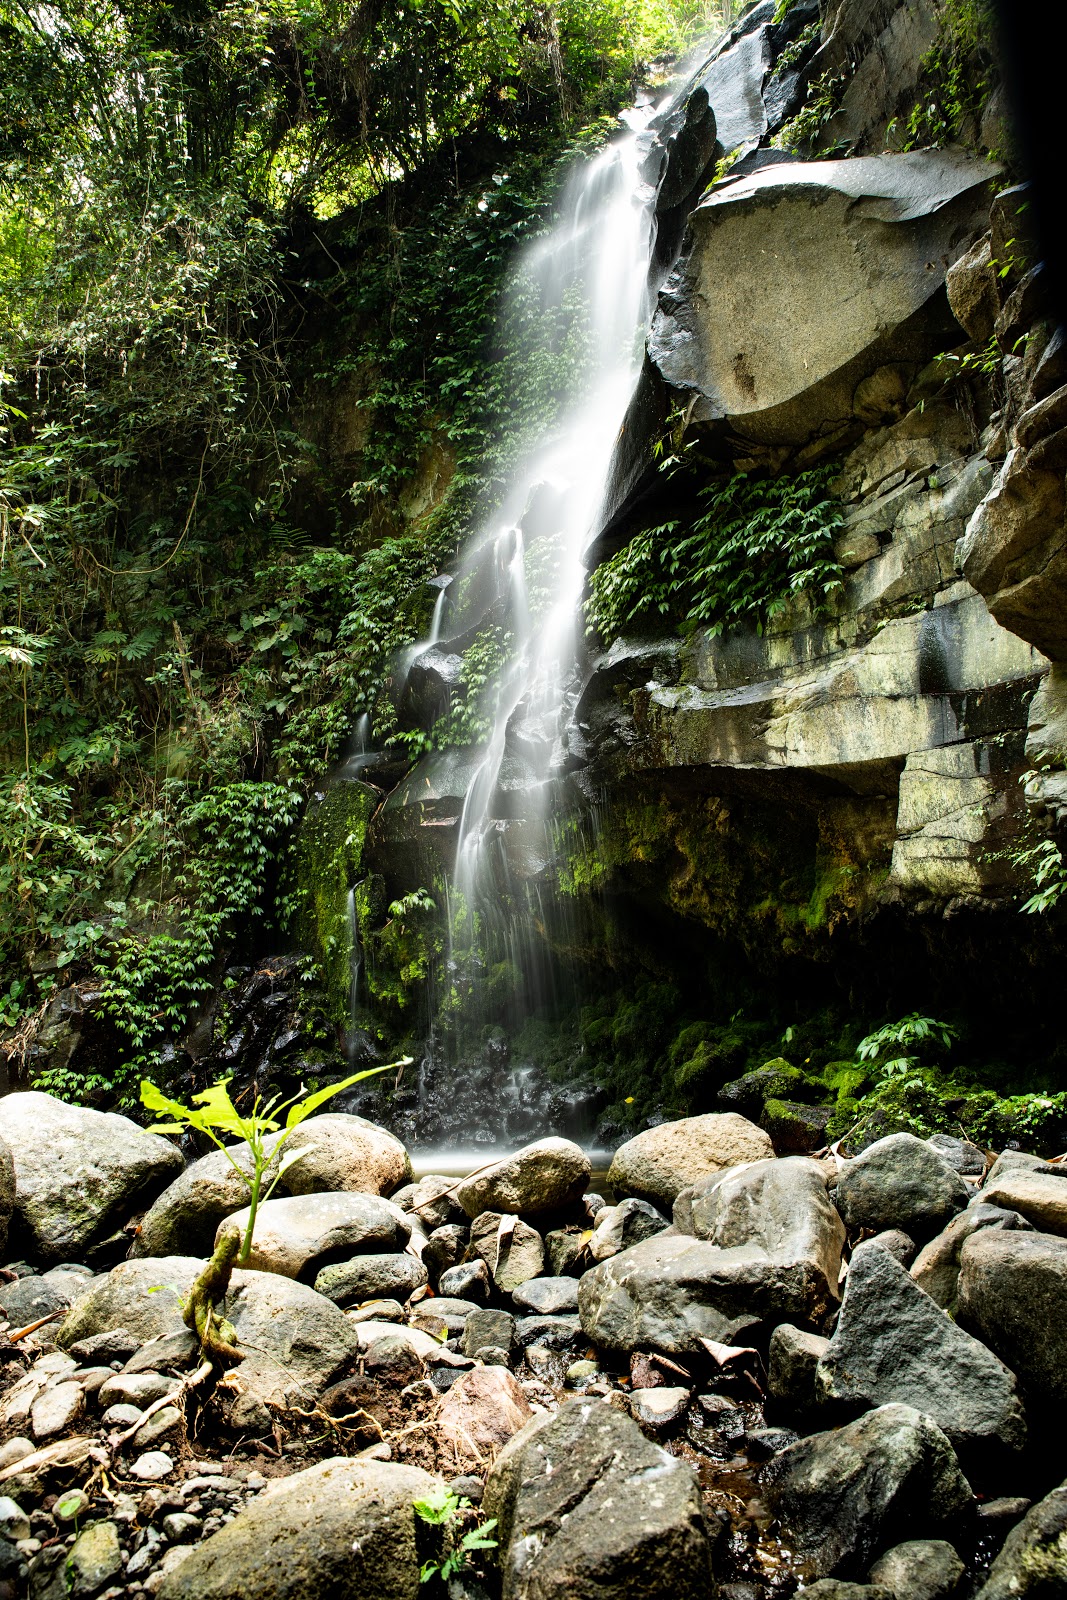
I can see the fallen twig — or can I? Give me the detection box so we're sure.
[9,1308,67,1343]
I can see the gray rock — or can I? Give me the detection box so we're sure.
[134,1113,410,1258]
[0,1439,33,1473]
[0,1268,95,1327]
[868,1229,917,1266]
[0,1134,13,1257]
[973,1484,1067,1599]
[123,1329,199,1372]
[422,1223,468,1281]
[818,1241,1025,1460]
[102,1402,145,1427]
[978,1171,1067,1236]
[438,1260,490,1303]
[483,1399,713,1599]
[925,1135,986,1177]
[99,1371,180,1408]
[456,1137,590,1218]
[0,1495,29,1543]
[910,1204,1032,1309]
[392,1173,466,1231]
[768,1323,830,1417]
[132,1450,174,1481]
[469,1212,545,1293]
[462,1308,516,1360]
[836,1134,970,1239]
[760,1404,972,1580]
[134,1404,183,1447]
[68,1328,142,1363]
[313,1253,427,1307]
[868,1538,965,1599]
[984,1149,1057,1185]
[514,1315,582,1350]
[545,1227,587,1277]
[511,1276,580,1315]
[648,151,994,446]
[410,1297,479,1339]
[157,1457,441,1600]
[629,1386,690,1431]
[796,1586,891,1600]
[607,1113,773,1209]
[4,1091,184,1262]
[59,1257,201,1348]
[30,1380,84,1441]
[588,1197,669,1261]
[217,1192,410,1279]
[957,1229,1067,1406]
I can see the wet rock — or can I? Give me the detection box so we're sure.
[456,1137,590,1218]
[978,1170,1067,1236]
[393,1174,466,1231]
[796,1585,891,1599]
[588,1197,669,1261]
[910,1204,1031,1309]
[469,1212,545,1293]
[439,1260,491,1302]
[483,1399,712,1600]
[511,1276,579,1315]
[313,1253,427,1307]
[4,1091,184,1263]
[867,1538,965,1599]
[134,1114,410,1258]
[868,1229,917,1267]
[836,1134,970,1239]
[157,1457,441,1600]
[423,1223,468,1281]
[30,1380,84,1441]
[437,1367,534,1464]
[973,1483,1067,1599]
[608,1113,773,1209]
[768,1323,830,1417]
[760,1404,972,1580]
[0,1267,95,1327]
[462,1308,516,1361]
[976,1498,1032,1528]
[629,1386,690,1431]
[818,1241,1025,1460]
[217,1192,410,1279]
[957,1229,1067,1406]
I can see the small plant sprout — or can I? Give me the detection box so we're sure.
[141,1065,408,1357]
[413,1486,498,1584]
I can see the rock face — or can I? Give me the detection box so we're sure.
[957,1229,1067,1405]
[134,1114,410,1259]
[974,1484,1067,1599]
[217,1192,411,1278]
[835,1134,970,1239]
[158,1457,440,1600]
[4,1090,184,1261]
[483,1400,713,1600]
[817,1241,1026,1459]
[456,1137,590,1218]
[607,1113,773,1208]
[760,1403,972,1580]
[648,151,994,445]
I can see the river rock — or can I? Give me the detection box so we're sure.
[868,1229,917,1266]
[608,1113,773,1208]
[768,1323,830,1417]
[456,1137,590,1218]
[978,1170,1067,1235]
[630,1386,690,1431]
[835,1134,970,1239]
[157,1456,441,1600]
[469,1212,545,1293]
[438,1259,490,1302]
[957,1229,1067,1405]
[0,1135,13,1256]
[588,1197,669,1261]
[910,1203,1032,1309]
[514,1314,582,1350]
[483,1399,712,1599]
[437,1366,533,1463]
[0,1267,94,1327]
[973,1483,1067,1599]
[760,1404,972,1580]
[391,1173,466,1230]
[817,1241,1026,1460]
[59,1257,203,1347]
[4,1091,184,1262]
[30,1379,84,1441]
[99,1371,181,1408]
[217,1192,410,1278]
[511,1276,580,1315]
[925,1135,986,1177]
[422,1223,468,1281]
[133,1114,410,1259]
[868,1538,966,1600]
[462,1307,516,1360]
[313,1253,427,1306]
[411,1297,479,1339]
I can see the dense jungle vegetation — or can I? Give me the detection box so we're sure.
[0,0,720,1093]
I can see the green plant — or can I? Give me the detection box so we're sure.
[413,1486,498,1584]
[900,0,996,151]
[1018,838,1067,916]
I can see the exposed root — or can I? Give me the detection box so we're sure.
[184,1230,243,1363]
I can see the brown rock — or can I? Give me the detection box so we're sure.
[437,1366,533,1464]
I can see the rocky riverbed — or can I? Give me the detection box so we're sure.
[0,1091,1065,1599]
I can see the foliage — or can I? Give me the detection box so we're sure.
[900,0,997,151]
[1017,838,1067,916]
[585,465,843,645]
[413,1486,499,1585]
[773,67,848,155]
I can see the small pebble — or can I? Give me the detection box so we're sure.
[0,1439,34,1472]
[132,1452,174,1482]
[103,1402,145,1427]
[565,1359,599,1386]
[53,1489,91,1524]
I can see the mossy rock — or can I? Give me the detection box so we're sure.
[718,1058,822,1117]
[760,1097,833,1154]
[294,781,376,1024]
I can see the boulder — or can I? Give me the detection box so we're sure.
[511,1277,580,1315]
[978,1170,1067,1236]
[588,1197,669,1261]
[925,1135,985,1177]
[957,1229,1067,1406]
[648,151,994,445]
[217,1192,410,1279]
[910,1204,1032,1309]
[607,1113,773,1209]
[469,1212,545,1293]
[768,1323,830,1417]
[134,1114,410,1259]
[868,1538,966,1600]
[437,1367,533,1464]
[817,1241,1026,1460]
[483,1399,713,1599]
[760,1404,972,1580]
[157,1457,441,1600]
[973,1484,1067,1599]
[313,1254,427,1307]
[0,1134,14,1257]
[578,1227,828,1358]
[835,1134,970,1239]
[4,1091,184,1262]
[945,234,999,342]
[59,1257,202,1348]
[456,1138,590,1218]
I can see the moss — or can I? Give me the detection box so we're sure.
[293,781,376,1024]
